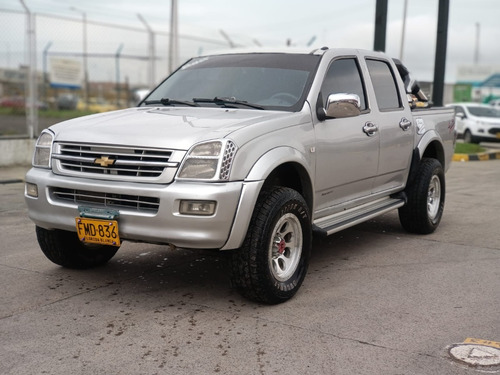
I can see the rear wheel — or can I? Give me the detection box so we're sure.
[398,158,445,234]
[36,226,119,269]
[230,187,311,304]
[464,129,478,144]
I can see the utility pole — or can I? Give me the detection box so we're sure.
[474,22,480,64]
[432,0,449,107]
[138,14,156,89]
[374,0,388,51]
[70,7,89,109]
[42,42,52,105]
[169,0,179,74]
[399,0,408,60]
[115,44,124,107]
[19,0,38,138]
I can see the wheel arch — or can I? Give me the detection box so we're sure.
[421,140,445,167]
[245,147,314,211]
[406,134,445,188]
[221,148,314,251]
[416,131,446,167]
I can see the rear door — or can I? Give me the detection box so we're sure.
[364,57,414,194]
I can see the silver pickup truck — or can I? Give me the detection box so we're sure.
[25,48,455,304]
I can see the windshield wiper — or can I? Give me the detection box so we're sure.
[144,98,198,107]
[193,97,264,110]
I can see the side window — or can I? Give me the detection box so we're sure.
[366,59,402,111]
[455,106,466,118]
[320,58,366,110]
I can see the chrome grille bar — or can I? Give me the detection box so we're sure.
[53,142,180,182]
[51,187,160,213]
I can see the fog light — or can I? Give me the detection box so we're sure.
[25,182,38,198]
[179,200,216,216]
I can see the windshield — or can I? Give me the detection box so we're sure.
[468,106,500,118]
[142,53,321,111]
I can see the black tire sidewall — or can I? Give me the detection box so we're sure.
[260,194,311,299]
[36,226,119,269]
[399,158,445,234]
[231,187,311,304]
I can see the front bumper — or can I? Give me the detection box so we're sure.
[25,168,261,249]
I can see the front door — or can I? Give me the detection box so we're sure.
[314,58,379,217]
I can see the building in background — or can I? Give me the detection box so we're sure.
[455,64,500,103]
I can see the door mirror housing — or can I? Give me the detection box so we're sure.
[318,93,361,120]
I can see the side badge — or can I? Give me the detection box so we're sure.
[415,118,426,135]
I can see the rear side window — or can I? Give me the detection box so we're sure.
[320,58,367,110]
[366,59,402,111]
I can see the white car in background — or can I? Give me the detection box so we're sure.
[447,103,500,143]
[489,99,500,108]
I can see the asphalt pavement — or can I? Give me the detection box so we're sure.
[1,161,499,375]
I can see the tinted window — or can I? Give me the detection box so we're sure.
[467,106,500,118]
[144,53,321,112]
[320,58,366,110]
[454,106,466,117]
[366,59,401,111]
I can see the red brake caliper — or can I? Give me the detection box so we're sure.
[277,238,286,255]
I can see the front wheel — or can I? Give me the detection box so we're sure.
[398,158,445,234]
[36,226,119,269]
[230,187,311,304]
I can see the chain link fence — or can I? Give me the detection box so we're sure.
[0,8,229,137]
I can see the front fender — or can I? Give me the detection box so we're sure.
[245,146,311,181]
[222,146,313,250]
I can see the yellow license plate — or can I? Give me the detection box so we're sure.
[75,217,121,246]
[496,132,500,139]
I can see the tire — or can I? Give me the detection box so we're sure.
[464,130,478,144]
[398,158,445,234]
[230,187,311,304]
[36,226,119,269]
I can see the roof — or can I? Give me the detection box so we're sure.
[201,46,330,57]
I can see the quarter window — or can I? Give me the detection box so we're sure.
[366,59,402,111]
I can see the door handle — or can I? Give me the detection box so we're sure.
[399,117,412,131]
[363,122,378,137]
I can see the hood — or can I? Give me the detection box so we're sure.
[470,115,500,125]
[49,107,294,150]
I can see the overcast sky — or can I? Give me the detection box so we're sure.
[1,0,499,84]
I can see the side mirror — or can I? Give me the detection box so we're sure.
[456,112,465,120]
[322,93,361,119]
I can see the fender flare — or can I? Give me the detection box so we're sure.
[406,130,445,187]
[222,147,313,251]
[416,129,442,159]
[245,146,312,182]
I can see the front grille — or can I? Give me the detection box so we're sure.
[51,187,160,213]
[52,143,179,182]
[488,128,500,135]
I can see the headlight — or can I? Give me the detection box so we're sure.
[177,140,237,181]
[32,130,54,168]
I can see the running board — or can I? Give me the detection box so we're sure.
[313,197,405,237]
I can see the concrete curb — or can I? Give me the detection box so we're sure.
[0,137,35,167]
[453,150,500,162]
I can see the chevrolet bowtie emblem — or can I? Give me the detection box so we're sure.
[94,156,115,167]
